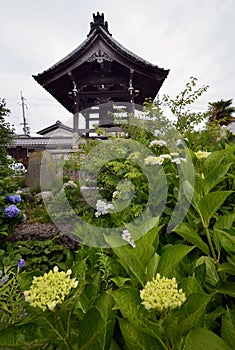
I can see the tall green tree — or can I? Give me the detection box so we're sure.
[0,98,13,167]
[208,99,235,126]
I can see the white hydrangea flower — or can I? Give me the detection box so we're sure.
[95,199,114,217]
[153,129,162,137]
[171,157,187,165]
[176,139,183,147]
[63,180,78,189]
[149,140,167,148]
[160,154,172,160]
[121,229,136,248]
[144,156,164,166]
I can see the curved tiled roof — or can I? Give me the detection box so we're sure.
[33,14,169,80]
[8,137,73,148]
[37,120,73,135]
[33,13,169,114]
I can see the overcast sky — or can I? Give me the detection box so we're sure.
[1,0,234,134]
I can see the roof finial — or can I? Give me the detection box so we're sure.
[88,12,112,36]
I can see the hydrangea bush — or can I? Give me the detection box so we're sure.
[0,97,235,349]
[0,179,26,235]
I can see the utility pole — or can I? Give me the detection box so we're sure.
[20,91,29,135]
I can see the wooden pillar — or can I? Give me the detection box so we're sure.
[73,95,80,132]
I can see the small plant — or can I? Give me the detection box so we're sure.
[0,258,26,326]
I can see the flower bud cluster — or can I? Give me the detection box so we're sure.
[24,266,78,311]
[140,273,186,313]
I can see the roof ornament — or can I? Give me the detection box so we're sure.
[87,50,113,64]
[88,12,112,36]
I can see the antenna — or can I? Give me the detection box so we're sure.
[19,91,30,135]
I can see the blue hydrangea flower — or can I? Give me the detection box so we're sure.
[5,195,16,203]
[14,195,21,203]
[5,194,22,204]
[4,205,20,218]
[23,214,27,221]
[17,259,25,268]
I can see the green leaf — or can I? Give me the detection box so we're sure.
[202,150,225,176]
[77,293,115,350]
[0,231,8,236]
[179,276,203,295]
[174,222,210,255]
[17,271,41,291]
[0,323,51,348]
[111,287,162,341]
[196,256,219,288]
[203,163,232,194]
[194,262,206,285]
[109,339,122,350]
[111,288,143,322]
[184,327,230,350]
[76,272,100,312]
[109,241,155,286]
[205,306,225,330]
[216,282,235,297]
[124,216,160,244]
[218,262,235,275]
[214,213,235,230]
[111,276,132,288]
[222,308,235,349]
[119,319,166,350]
[157,245,194,278]
[214,228,235,255]
[146,253,160,281]
[77,308,104,350]
[197,191,232,228]
[178,293,211,336]
[94,292,114,322]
